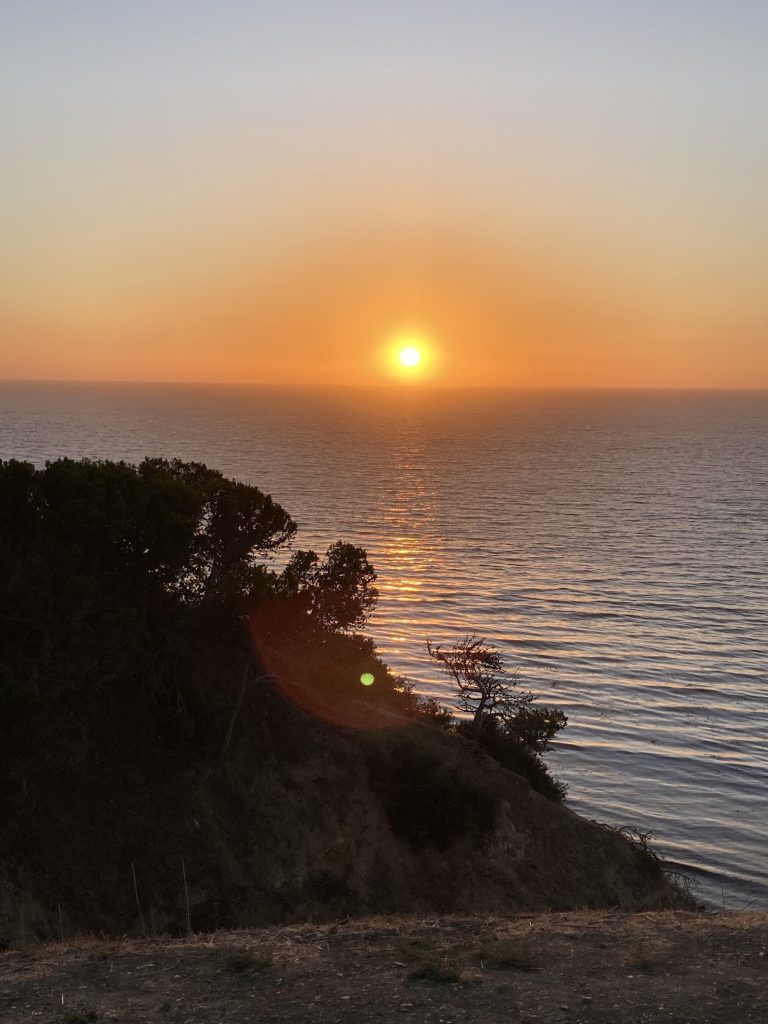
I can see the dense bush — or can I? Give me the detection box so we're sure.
[368,740,499,849]
[506,706,568,754]
[456,715,567,802]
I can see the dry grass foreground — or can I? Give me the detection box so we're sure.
[1,911,766,1024]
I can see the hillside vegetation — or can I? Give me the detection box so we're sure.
[0,459,689,943]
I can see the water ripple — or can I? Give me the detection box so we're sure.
[1,382,766,909]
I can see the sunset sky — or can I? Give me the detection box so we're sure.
[2,2,767,387]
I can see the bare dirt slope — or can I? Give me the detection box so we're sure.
[1,911,766,1024]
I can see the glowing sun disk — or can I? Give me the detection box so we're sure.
[399,346,422,367]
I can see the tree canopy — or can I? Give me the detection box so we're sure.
[0,458,384,732]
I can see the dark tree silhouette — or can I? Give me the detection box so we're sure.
[279,540,378,632]
[426,633,568,799]
[426,634,535,738]
[0,458,385,738]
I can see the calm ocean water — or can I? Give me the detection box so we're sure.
[2,382,767,909]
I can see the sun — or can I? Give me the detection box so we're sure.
[384,329,433,381]
[399,345,422,368]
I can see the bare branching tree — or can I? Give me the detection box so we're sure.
[426,634,534,739]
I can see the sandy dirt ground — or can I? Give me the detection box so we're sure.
[1,910,766,1023]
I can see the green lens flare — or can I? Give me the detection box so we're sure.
[360,672,375,687]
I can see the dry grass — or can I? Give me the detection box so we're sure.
[1,911,767,1023]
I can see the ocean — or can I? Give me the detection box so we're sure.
[2,381,766,909]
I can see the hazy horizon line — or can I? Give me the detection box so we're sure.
[3,377,768,394]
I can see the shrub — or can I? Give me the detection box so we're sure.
[414,693,456,729]
[506,706,567,753]
[369,740,498,849]
[456,717,567,802]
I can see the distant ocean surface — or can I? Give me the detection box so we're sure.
[2,382,767,910]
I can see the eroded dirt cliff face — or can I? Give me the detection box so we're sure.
[0,684,689,945]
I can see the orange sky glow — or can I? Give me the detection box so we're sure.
[1,4,767,389]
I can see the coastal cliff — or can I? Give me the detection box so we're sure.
[1,678,688,944]
[0,458,689,944]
